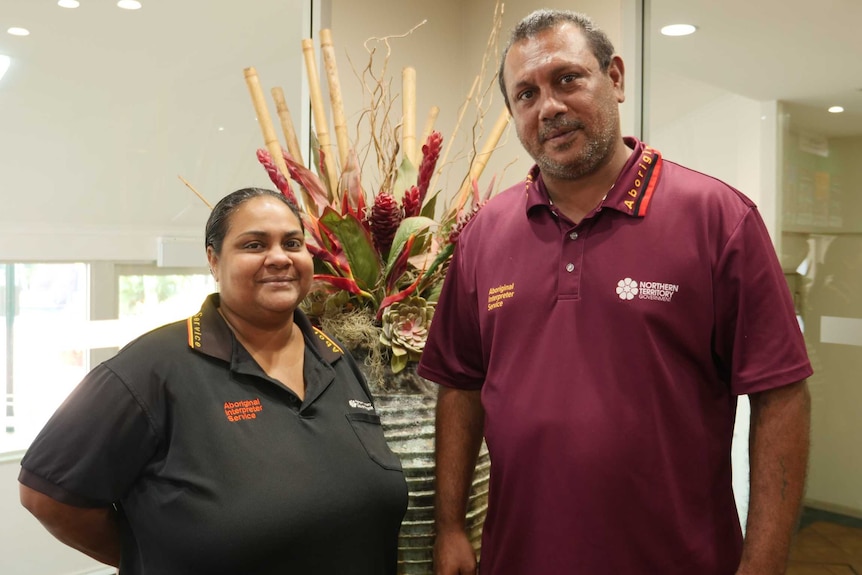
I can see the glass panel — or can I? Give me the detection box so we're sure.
[1,263,89,453]
[781,102,862,512]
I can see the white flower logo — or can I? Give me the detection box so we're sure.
[616,278,639,300]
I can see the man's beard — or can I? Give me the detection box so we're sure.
[523,110,618,181]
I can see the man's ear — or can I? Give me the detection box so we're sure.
[608,55,625,103]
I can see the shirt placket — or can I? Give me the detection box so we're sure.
[558,221,586,300]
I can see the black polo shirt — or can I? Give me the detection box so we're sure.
[20,294,408,574]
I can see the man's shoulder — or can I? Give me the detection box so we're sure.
[660,159,756,209]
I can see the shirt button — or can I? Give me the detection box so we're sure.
[569,231,579,240]
[566,263,575,272]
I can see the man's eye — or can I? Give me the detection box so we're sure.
[561,74,577,85]
[517,89,534,102]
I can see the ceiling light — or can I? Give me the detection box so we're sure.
[58,0,81,8]
[0,55,10,82]
[828,106,844,114]
[7,27,31,36]
[661,24,697,37]
[117,0,142,9]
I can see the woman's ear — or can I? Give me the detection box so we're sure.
[206,246,219,281]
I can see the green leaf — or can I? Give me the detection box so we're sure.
[390,349,408,373]
[420,190,440,220]
[391,155,418,200]
[320,208,380,291]
[384,216,436,275]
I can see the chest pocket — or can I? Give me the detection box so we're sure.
[345,412,403,471]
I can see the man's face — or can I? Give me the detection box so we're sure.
[503,23,625,181]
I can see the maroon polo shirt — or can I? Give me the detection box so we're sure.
[418,137,811,574]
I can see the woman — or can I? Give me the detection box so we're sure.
[19,188,408,574]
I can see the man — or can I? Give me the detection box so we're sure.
[417,9,811,575]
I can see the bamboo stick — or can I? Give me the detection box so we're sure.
[243,67,291,186]
[271,87,305,166]
[430,75,479,194]
[402,66,417,165]
[271,87,315,212]
[301,38,338,200]
[178,175,212,210]
[454,106,510,212]
[320,29,350,170]
[420,105,440,151]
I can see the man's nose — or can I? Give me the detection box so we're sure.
[539,93,567,119]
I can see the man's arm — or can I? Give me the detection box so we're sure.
[434,386,485,575]
[20,483,121,568]
[737,379,811,575]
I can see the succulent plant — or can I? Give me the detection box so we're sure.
[379,296,436,373]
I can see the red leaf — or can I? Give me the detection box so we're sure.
[376,275,422,321]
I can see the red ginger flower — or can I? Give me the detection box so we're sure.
[370,192,403,255]
[255,149,297,204]
[417,131,442,205]
[447,201,486,245]
[402,186,421,218]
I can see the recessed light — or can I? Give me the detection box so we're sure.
[7,27,31,36]
[828,106,844,114]
[0,55,10,82]
[117,0,142,9]
[58,0,80,7]
[661,24,697,37]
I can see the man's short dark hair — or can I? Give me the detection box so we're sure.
[498,10,617,109]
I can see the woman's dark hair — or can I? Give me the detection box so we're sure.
[498,10,617,109]
[205,187,304,254]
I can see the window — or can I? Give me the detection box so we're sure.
[1,263,214,455]
[1,263,89,454]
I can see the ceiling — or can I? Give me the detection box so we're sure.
[649,0,862,138]
[0,0,859,234]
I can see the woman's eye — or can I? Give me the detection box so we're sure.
[285,239,304,249]
[244,241,264,250]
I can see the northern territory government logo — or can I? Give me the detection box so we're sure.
[615,278,679,303]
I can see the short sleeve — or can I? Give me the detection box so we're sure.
[19,363,160,507]
[712,208,813,395]
[418,240,486,390]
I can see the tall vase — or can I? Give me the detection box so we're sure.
[366,367,490,575]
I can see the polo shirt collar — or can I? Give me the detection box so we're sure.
[524,136,664,218]
[186,293,344,366]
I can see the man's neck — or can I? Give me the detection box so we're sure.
[543,138,633,224]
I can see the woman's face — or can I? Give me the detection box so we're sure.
[207,196,313,324]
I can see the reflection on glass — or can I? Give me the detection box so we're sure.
[780,101,862,514]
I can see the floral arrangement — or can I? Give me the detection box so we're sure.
[242,5,507,384]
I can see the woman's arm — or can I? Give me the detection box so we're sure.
[20,483,121,568]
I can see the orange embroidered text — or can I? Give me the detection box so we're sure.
[224,398,263,422]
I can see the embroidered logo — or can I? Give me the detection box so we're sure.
[224,398,263,422]
[348,399,374,411]
[487,283,515,311]
[616,278,679,303]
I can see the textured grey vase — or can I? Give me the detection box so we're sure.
[367,368,490,574]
